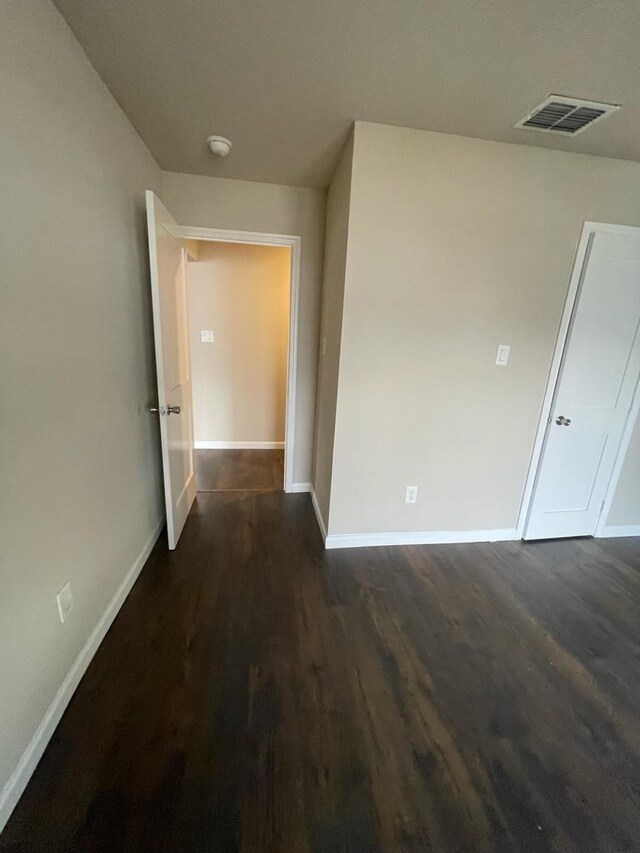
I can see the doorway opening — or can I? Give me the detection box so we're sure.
[185,239,291,493]
[146,191,302,548]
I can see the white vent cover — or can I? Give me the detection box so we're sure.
[514,95,619,136]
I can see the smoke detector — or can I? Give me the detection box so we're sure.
[514,95,620,136]
[207,135,232,157]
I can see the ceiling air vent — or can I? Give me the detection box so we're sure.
[514,95,620,136]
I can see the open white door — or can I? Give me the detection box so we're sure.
[524,229,640,540]
[146,190,196,549]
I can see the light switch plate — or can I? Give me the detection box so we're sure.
[201,330,214,343]
[496,344,510,366]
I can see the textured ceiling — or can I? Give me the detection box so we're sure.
[52,0,640,188]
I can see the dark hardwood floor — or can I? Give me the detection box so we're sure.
[194,448,284,491]
[2,491,640,852]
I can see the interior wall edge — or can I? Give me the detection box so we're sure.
[311,128,355,527]
[310,489,328,542]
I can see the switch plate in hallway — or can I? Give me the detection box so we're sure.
[496,344,510,366]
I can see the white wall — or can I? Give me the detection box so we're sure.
[0,0,163,827]
[323,121,640,537]
[312,134,354,526]
[188,242,290,445]
[162,171,325,485]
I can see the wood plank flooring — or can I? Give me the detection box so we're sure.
[194,449,284,491]
[2,491,640,852]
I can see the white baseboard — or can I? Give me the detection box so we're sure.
[325,528,518,550]
[310,489,328,543]
[597,524,640,538]
[287,482,311,493]
[0,517,165,834]
[194,441,284,450]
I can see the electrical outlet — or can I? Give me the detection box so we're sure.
[56,581,74,623]
[201,330,214,343]
[405,485,418,504]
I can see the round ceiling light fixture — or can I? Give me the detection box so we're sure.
[207,135,232,157]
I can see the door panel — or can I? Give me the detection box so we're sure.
[559,254,640,409]
[525,230,640,540]
[536,431,608,514]
[146,191,196,549]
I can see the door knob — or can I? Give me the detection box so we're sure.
[149,405,181,416]
[555,415,572,426]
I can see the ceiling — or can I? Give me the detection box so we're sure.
[52,0,640,189]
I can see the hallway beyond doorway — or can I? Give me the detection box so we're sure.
[194,448,284,492]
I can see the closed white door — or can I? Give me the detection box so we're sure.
[524,230,640,540]
[146,191,196,549]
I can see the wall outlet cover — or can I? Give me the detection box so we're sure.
[201,330,214,343]
[405,485,418,504]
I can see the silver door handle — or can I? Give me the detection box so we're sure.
[555,415,572,426]
[149,405,181,416]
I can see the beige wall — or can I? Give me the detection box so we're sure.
[312,134,354,526]
[188,242,290,445]
[162,171,325,485]
[325,121,640,536]
[0,0,163,824]
[608,418,640,527]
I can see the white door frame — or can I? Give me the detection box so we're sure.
[174,224,302,493]
[516,220,640,539]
